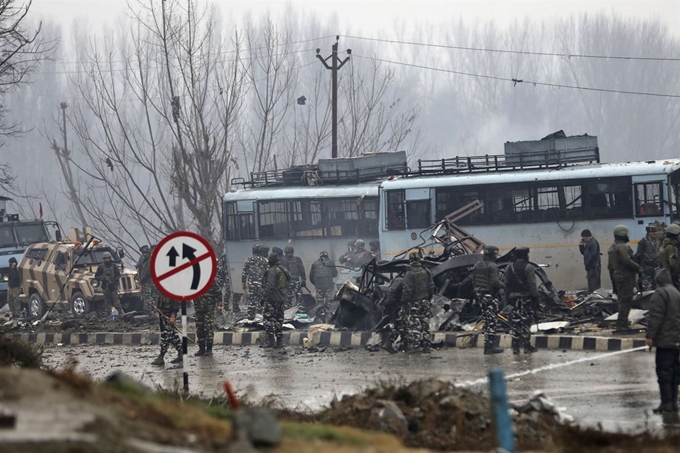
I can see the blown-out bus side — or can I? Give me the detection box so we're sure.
[378,159,680,290]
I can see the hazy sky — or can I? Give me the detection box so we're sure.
[31,0,680,37]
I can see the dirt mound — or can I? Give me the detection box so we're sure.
[300,378,680,452]
[0,334,42,367]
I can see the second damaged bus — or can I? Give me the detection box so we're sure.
[379,150,680,289]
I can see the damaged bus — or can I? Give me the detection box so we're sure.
[380,155,680,290]
[223,152,407,298]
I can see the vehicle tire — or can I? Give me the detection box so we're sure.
[70,291,90,318]
[29,293,46,319]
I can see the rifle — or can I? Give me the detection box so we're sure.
[145,300,196,344]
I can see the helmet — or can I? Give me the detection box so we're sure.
[260,244,270,254]
[514,246,530,258]
[354,239,365,249]
[272,246,283,256]
[347,240,355,247]
[140,245,150,253]
[483,245,499,256]
[666,224,680,235]
[284,245,294,254]
[646,223,658,232]
[268,253,279,265]
[252,243,261,254]
[320,251,329,257]
[408,250,421,261]
[102,251,113,259]
[613,225,629,237]
[369,240,380,249]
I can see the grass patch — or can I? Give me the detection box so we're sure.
[283,422,369,446]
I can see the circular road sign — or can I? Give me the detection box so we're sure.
[151,231,217,301]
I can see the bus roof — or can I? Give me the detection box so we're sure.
[381,158,680,190]
[223,182,380,202]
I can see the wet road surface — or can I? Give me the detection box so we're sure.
[42,344,678,434]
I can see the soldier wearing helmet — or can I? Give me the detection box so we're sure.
[241,243,270,318]
[636,223,660,291]
[310,251,338,320]
[282,245,306,310]
[351,239,373,268]
[402,250,435,353]
[261,252,291,349]
[95,250,125,317]
[6,256,21,318]
[659,223,680,286]
[504,247,539,354]
[607,225,640,330]
[472,245,504,355]
[339,240,356,266]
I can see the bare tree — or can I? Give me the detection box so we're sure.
[65,0,246,250]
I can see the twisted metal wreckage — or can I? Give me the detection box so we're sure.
[328,201,653,343]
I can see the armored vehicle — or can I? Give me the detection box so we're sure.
[18,239,143,318]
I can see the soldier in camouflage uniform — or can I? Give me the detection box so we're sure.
[261,253,290,349]
[381,275,406,354]
[505,247,540,354]
[214,253,230,313]
[151,294,183,366]
[351,239,374,268]
[136,245,157,310]
[242,243,269,319]
[659,224,680,287]
[309,251,338,318]
[402,251,435,353]
[608,225,640,330]
[339,240,356,266]
[95,251,125,316]
[194,263,224,357]
[282,245,306,310]
[472,245,505,355]
[636,223,660,291]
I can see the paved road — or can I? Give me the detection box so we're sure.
[42,344,679,434]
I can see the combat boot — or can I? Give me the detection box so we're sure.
[512,338,521,355]
[205,342,213,357]
[194,342,206,357]
[484,344,504,355]
[422,342,431,354]
[151,354,165,366]
[274,336,284,349]
[260,334,275,349]
[170,353,183,364]
[653,383,675,414]
[524,344,538,354]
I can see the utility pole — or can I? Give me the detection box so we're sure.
[316,36,351,159]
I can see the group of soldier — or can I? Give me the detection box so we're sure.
[240,240,379,349]
[579,222,680,331]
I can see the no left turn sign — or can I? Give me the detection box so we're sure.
[151,231,217,301]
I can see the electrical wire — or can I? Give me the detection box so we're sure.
[341,34,680,62]
[350,53,680,99]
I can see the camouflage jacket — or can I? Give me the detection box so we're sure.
[264,264,291,303]
[282,255,306,282]
[402,262,435,302]
[137,255,152,284]
[636,235,660,269]
[505,259,539,299]
[156,295,180,316]
[309,258,338,290]
[352,250,373,268]
[607,240,640,280]
[242,255,268,287]
[95,263,120,291]
[383,277,405,312]
[472,257,503,296]
[659,237,680,276]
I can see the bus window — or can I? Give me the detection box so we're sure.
[406,200,431,229]
[436,188,483,225]
[585,177,632,218]
[225,202,255,240]
[290,200,324,237]
[258,201,289,238]
[487,184,532,224]
[635,182,663,216]
[386,190,405,230]
[564,185,584,219]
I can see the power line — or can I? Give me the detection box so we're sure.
[341,34,680,62]
[350,54,680,99]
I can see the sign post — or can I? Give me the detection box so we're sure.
[151,232,217,392]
